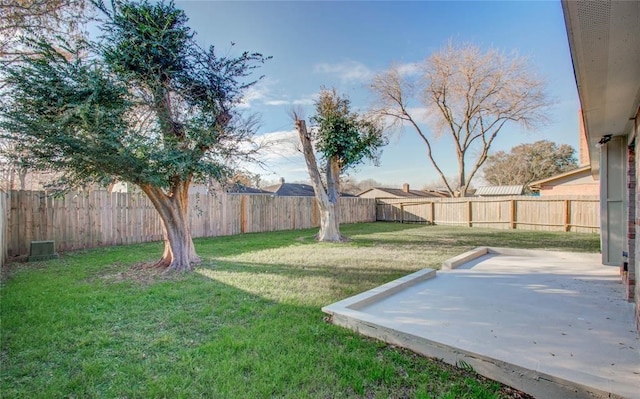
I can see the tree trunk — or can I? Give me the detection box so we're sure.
[316,202,342,241]
[141,183,201,272]
[457,152,466,197]
[295,118,346,242]
[18,167,26,190]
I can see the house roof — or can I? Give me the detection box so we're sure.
[562,1,640,176]
[226,184,271,194]
[358,187,449,198]
[263,182,315,196]
[529,165,592,188]
[474,185,524,196]
[262,182,355,197]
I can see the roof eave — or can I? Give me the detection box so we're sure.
[561,1,640,178]
[529,165,592,187]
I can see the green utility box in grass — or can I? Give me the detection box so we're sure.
[28,240,59,262]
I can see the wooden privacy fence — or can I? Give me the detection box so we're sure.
[0,191,7,267]
[6,190,376,258]
[376,196,600,234]
[4,190,600,260]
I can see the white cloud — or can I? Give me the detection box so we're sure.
[404,106,430,125]
[313,60,374,82]
[264,95,315,107]
[254,129,301,160]
[259,93,317,109]
[377,106,430,129]
[237,78,279,108]
[264,100,290,106]
[238,85,269,108]
[237,129,309,183]
[396,62,422,76]
[292,97,315,105]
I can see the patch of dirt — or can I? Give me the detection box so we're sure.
[1,255,53,282]
[498,386,536,399]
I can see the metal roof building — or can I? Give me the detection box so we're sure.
[473,185,524,197]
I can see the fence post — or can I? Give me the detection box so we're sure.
[564,199,571,232]
[430,202,435,224]
[510,199,516,229]
[240,195,247,233]
[400,203,404,223]
[467,201,472,227]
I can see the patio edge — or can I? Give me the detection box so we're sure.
[325,309,620,399]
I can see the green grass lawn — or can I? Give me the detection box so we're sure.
[1,223,600,398]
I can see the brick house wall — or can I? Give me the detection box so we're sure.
[537,183,599,196]
[634,109,640,331]
[626,144,636,302]
[534,167,600,197]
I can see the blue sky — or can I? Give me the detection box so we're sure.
[175,0,579,188]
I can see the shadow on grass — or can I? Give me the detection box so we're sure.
[1,261,516,399]
[196,259,416,302]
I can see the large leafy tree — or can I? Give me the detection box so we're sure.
[295,88,386,241]
[370,42,552,197]
[483,140,577,188]
[0,0,268,271]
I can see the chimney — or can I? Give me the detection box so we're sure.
[279,177,285,185]
[578,109,590,166]
[402,183,410,193]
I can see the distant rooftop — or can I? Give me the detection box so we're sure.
[263,181,315,196]
[474,185,524,196]
[226,183,271,195]
[262,178,354,197]
[358,183,449,198]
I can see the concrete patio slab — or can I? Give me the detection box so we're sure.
[322,248,640,399]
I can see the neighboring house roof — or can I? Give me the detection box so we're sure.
[529,166,592,189]
[262,181,355,197]
[357,187,449,198]
[225,184,271,194]
[263,182,315,196]
[474,185,524,196]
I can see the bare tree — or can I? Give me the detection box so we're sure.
[370,42,552,197]
[0,0,89,66]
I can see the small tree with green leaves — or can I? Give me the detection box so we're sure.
[0,0,268,271]
[295,88,386,241]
